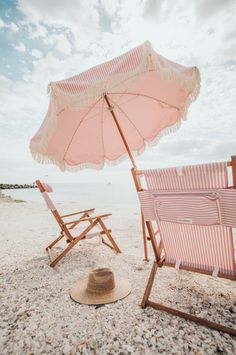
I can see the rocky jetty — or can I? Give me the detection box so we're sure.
[0,183,36,190]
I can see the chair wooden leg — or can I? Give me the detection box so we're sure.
[46,232,64,250]
[141,212,148,261]
[49,237,82,267]
[141,261,158,308]
[146,301,236,337]
[142,263,236,336]
[97,218,121,253]
[49,220,99,267]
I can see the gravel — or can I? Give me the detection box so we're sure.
[0,201,236,354]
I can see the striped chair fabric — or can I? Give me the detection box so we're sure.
[39,183,56,211]
[138,162,236,278]
[41,192,56,212]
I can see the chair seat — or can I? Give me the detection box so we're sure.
[69,225,103,239]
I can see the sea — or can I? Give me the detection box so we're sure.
[5,182,139,210]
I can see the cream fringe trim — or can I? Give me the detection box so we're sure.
[30,41,201,171]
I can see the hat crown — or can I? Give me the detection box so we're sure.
[86,268,115,294]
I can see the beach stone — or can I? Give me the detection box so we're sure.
[229,305,236,313]
[133,335,142,344]
[113,341,120,351]
[156,331,164,338]
[62,343,72,354]
[1,200,236,355]
[8,314,17,325]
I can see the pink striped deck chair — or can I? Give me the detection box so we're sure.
[36,180,121,267]
[132,156,236,336]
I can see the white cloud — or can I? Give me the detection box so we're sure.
[28,24,48,39]
[1,0,235,183]
[43,33,71,55]
[143,0,163,20]
[13,42,26,52]
[100,0,119,18]
[0,75,46,131]
[31,48,43,58]
[17,0,105,53]
[29,52,67,85]
[0,18,19,32]
[17,0,99,34]
[0,74,12,89]
[195,0,235,19]
[8,22,19,32]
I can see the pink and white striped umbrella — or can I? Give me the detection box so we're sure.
[30,41,200,171]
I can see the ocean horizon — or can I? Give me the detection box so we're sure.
[5,182,140,209]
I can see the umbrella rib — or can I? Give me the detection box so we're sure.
[108,96,144,143]
[106,71,148,108]
[107,93,142,109]
[108,92,180,111]
[62,96,102,161]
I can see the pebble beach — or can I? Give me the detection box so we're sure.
[1,197,236,354]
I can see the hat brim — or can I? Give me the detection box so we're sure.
[70,276,131,305]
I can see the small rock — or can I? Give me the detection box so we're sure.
[133,335,142,344]
[46,336,52,344]
[8,314,17,324]
[113,341,120,351]
[229,305,236,313]
[62,343,72,354]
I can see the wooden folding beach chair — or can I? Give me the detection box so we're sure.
[36,180,121,267]
[132,156,236,336]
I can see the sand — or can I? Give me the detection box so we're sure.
[0,198,236,354]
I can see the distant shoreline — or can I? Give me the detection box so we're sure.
[0,184,36,190]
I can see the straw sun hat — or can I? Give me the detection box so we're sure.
[70,268,131,305]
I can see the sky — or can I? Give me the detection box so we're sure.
[0,0,236,184]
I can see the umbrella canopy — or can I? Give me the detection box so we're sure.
[30,41,200,170]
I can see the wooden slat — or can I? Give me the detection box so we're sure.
[100,229,111,235]
[63,213,112,226]
[45,233,64,250]
[61,208,95,218]
[136,160,232,176]
[50,219,99,267]
[97,218,121,253]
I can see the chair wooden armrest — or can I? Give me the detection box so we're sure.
[63,214,112,226]
[61,208,95,218]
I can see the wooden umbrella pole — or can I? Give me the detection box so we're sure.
[104,94,137,169]
[104,94,151,260]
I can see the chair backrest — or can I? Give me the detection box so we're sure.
[137,161,236,279]
[35,180,56,211]
[41,182,53,193]
[36,180,73,241]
